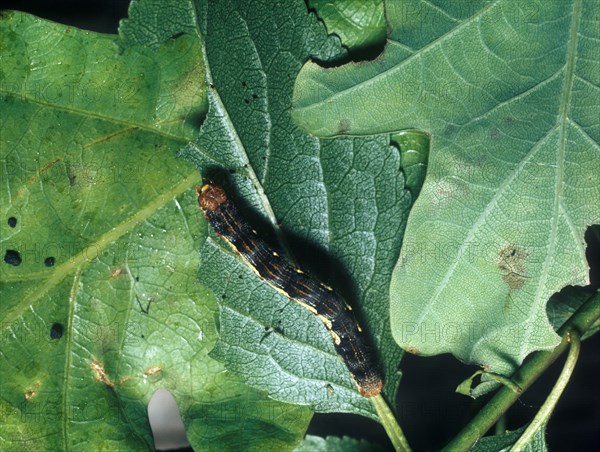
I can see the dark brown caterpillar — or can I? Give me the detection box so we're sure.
[197,183,382,397]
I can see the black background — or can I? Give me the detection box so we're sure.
[1,1,598,450]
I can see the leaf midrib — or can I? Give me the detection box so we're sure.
[519,0,583,360]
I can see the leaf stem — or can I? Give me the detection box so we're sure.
[443,290,600,451]
[510,331,580,451]
[371,394,412,452]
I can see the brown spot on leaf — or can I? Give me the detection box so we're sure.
[110,267,123,278]
[144,366,162,376]
[22,158,62,188]
[39,158,62,175]
[337,118,351,135]
[91,360,114,388]
[110,267,124,278]
[498,244,528,290]
[85,128,138,148]
[24,383,40,401]
[406,346,419,355]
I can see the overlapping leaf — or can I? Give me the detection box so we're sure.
[292,0,600,374]
[307,0,386,53]
[180,0,415,419]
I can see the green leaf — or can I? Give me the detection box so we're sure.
[180,0,413,419]
[295,435,386,452]
[456,370,521,398]
[0,6,310,450]
[391,129,430,199]
[470,428,524,452]
[293,0,600,373]
[307,0,386,52]
[547,287,600,339]
[471,426,548,452]
[119,0,200,49]
[519,425,549,452]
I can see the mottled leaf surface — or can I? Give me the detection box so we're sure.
[0,4,310,450]
[180,0,415,419]
[293,0,600,373]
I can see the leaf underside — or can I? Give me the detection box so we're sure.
[293,0,600,375]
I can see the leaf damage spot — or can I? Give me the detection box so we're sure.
[144,366,162,377]
[28,158,61,186]
[91,360,114,388]
[14,158,62,192]
[337,118,351,135]
[136,295,153,314]
[110,267,124,278]
[50,322,64,339]
[405,346,419,355]
[497,244,528,290]
[4,249,22,266]
[39,158,62,174]
[431,178,467,205]
[24,383,40,401]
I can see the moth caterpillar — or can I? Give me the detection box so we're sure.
[197,183,383,397]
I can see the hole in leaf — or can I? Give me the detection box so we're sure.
[148,389,190,450]
[50,323,64,339]
[7,217,17,228]
[44,256,56,267]
[4,249,21,266]
[586,226,600,290]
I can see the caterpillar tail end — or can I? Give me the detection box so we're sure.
[357,374,384,398]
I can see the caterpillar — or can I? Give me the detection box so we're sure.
[197,182,383,398]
